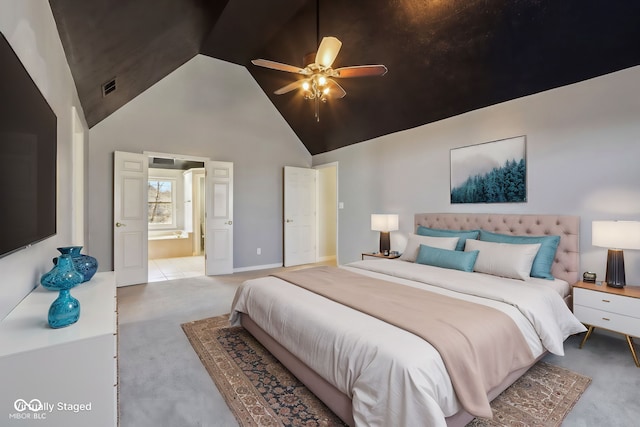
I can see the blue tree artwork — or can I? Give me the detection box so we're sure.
[450,136,527,204]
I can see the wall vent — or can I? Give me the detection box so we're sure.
[101,78,117,97]
[152,157,175,165]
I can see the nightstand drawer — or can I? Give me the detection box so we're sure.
[574,305,640,337]
[573,287,640,318]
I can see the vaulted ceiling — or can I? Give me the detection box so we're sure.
[49,0,640,155]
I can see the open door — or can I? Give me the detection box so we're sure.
[113,151,148,286]
[284,166,317,267]
[205,161,234,275]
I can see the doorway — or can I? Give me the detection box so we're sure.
[283,163,338,267]
[315,163,338,265]
[114,151,234,286]
[146,154,206,282]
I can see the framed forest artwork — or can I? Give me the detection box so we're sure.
[450,136,527,204]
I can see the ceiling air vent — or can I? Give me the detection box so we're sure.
[101,78,117,97]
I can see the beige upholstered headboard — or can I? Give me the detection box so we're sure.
[414,213,580,284]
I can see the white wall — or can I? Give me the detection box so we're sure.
[89,55,311,270]
[313,66,640,284]
[0,1,89,319]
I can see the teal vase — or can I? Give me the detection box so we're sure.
[41,254,83,328]
[48,290,80,329]
[54,246,98,282]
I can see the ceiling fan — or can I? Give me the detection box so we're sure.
[251,16,388,122]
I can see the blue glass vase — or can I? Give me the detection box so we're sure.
[41,254,83,328]
[48,289,80,329]
[53,246,98,282]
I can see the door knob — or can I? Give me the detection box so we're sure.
[115,222,126,227]
[225,220,233,225]
[286,219,293,223]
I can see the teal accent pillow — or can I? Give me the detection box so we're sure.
[415,244,479,272]
[416,226,480,251]
[478,230,560,280]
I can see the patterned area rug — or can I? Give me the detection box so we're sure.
[182,315,591,427]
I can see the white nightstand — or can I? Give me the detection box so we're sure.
[573,281,640,367]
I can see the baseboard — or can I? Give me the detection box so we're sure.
[317,255,337,262]
[233,263,283,273]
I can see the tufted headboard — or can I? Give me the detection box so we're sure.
[414,213,580,284]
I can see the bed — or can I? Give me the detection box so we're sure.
[230,213,586,427]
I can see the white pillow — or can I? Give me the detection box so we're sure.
[464,239,541,280]
[399,234,459,262]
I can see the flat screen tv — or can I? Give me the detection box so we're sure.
[0,32,57,258]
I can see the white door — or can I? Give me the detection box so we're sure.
[205,161,233,275]
[284,166,317,267]
[113,151,148,286]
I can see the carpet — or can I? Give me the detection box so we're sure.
[182,315,591,427]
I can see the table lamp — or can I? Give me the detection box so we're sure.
[592,220,640,288]
[371,214,399,254]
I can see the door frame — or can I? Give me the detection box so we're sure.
[71,106,85,247]
[313,162,339,264]
[143,151,212,276]
[282,163,339,267]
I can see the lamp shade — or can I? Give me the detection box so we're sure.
[592,221,640,250]
[371,214,399,232]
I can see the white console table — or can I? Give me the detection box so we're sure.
[0,272,117,426]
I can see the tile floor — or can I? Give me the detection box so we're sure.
[148,255,205,282]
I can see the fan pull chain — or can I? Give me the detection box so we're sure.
[316,0,320,122]
[316,0,320,48]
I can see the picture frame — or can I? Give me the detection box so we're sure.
[450,136,527,204]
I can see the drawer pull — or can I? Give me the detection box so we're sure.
[602,317,610,321]
[601,299,610,303]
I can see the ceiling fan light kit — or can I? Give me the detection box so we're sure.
[252,35,387,121]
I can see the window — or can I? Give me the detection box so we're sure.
[148,178,176,228]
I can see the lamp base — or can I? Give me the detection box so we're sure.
[605,249,626,288]
[379,232,390,255]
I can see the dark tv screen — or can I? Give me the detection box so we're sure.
[0,32,57,258]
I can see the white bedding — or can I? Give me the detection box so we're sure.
[230,260,586,427]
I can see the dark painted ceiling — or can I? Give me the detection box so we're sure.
[49,0,640,155]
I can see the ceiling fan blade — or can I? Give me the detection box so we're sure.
[326,79,346,99]
[274,79,307,95]
[315,37,342,68]
[333,65,388,78]
[251,59,308,74]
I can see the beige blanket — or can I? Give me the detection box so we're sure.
[273,266,535,419]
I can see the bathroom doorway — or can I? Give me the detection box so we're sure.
[146,153,206,282]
